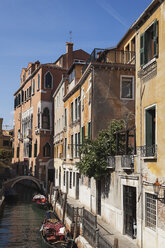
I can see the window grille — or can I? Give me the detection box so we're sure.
[145,193,156,230]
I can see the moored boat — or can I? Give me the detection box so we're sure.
[40,210,76,248]
[32,194,48,209]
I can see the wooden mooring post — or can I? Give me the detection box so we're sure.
[73,207,79,240]
[62,193,67,223]
[114,238,119,248]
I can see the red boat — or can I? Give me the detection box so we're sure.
[32,194,48,209]
[40,210,76,248]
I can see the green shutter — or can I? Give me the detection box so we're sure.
[140,33,145,67]
[153,20,158,58]
[80,127,82,144]
[146,110,153,146]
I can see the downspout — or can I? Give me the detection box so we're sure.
[140,76,143,248]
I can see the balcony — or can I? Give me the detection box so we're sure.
[141,144,157,158]
[82,48,135,74]
[107,156,115,169]
[121,155,134,170]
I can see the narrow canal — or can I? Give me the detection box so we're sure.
[0,183,47,248]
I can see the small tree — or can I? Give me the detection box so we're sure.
[76,119,125,179]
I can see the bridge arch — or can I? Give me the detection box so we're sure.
[4,176,42,191]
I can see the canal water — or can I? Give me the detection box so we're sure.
[0,183,47,248]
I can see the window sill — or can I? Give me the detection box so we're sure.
[142,58,156,70]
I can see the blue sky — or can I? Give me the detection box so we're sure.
[0,0,152,128]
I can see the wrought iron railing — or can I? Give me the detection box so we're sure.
[66,203,74,222]
[107,156,115,169]
[83,218,97,247]
[82,48,135,74]
[121,155,134,169]
[140,144,157,158]
[83,208,97,228]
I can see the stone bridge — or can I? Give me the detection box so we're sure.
[3,176,43,191]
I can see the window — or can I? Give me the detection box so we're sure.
[42,108,50,129]
[29,86,31,98]
[70,172,72,189]
[25,91,27,101]
[75,133,77,157]
[71,135,73,158]
[38,74,40,90]
[28,68,31,76]
[140,20,158,67]
[37,110,40,129]
[75,99,77,120]
[63,171,66,186]
[43,143,51,157]
[45,72,52,88]
[121,76,134,100]
[65,108,67,127]
[29,143,32,158]
[34,140,37,157]
[71,102,74,123]
[87,122,91,139]
[145,106,156,156]
[145,193,156,230]
[65,138,67,159]
[78,132,80,157]
[69,69,75,83]
[17,145,20,158]
[81,126,85,144]
[77,96,80,119]
[33,79,35,94]
[21,90,24,103]
[73,172,75,187]
[3,140,9,146]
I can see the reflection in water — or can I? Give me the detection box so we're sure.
[0,183,47,248]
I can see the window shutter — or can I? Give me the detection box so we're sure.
[146,110,153,147]
[80,127,82,144]
[153,20,158,58]
[140,33,145,67]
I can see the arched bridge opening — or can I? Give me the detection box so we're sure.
[3,176,43,192]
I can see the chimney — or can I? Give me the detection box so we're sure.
[66,42,74,69]
[66,42,73,54]
[0,118,3,134]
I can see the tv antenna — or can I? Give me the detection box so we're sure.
[69,31,72,43]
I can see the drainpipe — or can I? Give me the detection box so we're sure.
[140,76,143,248]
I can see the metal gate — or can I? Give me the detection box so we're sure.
[123,185,136,238]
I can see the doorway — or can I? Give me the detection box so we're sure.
[123,185,136,238]
[48,169,55,185]
[76,173,80,199]
[96,180,101,215]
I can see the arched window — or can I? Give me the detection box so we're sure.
[42,108,50,129]
[43,143,51,157]
[45,72,52,89]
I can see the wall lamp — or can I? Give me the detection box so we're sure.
[153,178,165,203]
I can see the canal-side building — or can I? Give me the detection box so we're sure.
[134,0,165,247]
[12,43,89,189]
[56,61,85,199]
[0,118,13,151]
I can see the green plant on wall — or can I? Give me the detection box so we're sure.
[76,119,125,179]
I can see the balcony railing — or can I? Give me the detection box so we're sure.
[141,144,157,158]
[82,48,135,74]
[107,156,115,169]
[121,155,134,169]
